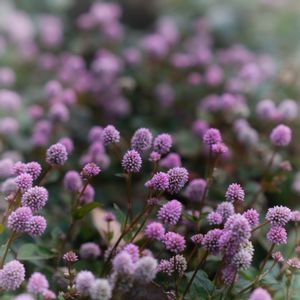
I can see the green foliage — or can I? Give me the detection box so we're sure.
[73,202,101,220]
[17,243,55,261]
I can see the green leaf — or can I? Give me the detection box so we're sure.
[73,202,100,220]
[57,293,65,300]
[113,203,126,224]
[240,267,257,281]
[186,270,215,299]
[0,224,5,234]
[17,243,55,261]
[261,273,282,291]
[115,173,127,178]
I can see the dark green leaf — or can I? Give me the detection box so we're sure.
[186,270,215,299]
[73,202,100,219]
[17,243,55,260]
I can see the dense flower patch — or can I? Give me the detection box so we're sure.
[1,0,300,299]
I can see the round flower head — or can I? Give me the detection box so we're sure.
[112,251,135,274]
[0,158,13,178]
[203,128,222,146]
[58,137,74,154]
[224,214,251,243]
[13,162,27,176]
[163,232,186,253]
[42,290,56,300]
[218,231,239,256]
[157,259,173,276]
[221,265,237,285]
[207,211,223,225]
[266,206,291,226]
[89,279,112,300]
[104,212,116,222]
[144,222,165,240]
[81,162,101,178]
[272,251,284,263]
[131,128,153,153]
[147,197,160,206]
[64,170,82,192]
[267,226,287,245]
[44,80,62,98]
[249,288,272,300]
[160,153,181,169]
[149,151,161,162]
[122,150,142,173]
[26,216,47,237]
[133,256,158,283]
[192,120,208,138]
[7,207,32,233]
[243,209,259,227]
[15,173,33,193]
[102,125,120,146]
[225,183,245,203]
[46,143,68,166]
[153,133,172,155]
[146,172,169,192]
[63,251,78,264]
[211,143,228,156]
[185,179,207,202]
[242,240,254,256]
[270,124,292,147]
[48,103,69,123]
[191,234,204,246]
[0,260,25,291]
[14,294,35,300]
[233,249,252,270]
[157,200,182,225]
[88,126,103,143]
[141,249,153,257]
[169,255,187,277]
[290,210,300,222]
[202,229,223,255]
[25,162,42,180]
[27,272,49,294]
[1,178,17,196]
[167,167,189,194]
[123,243,139,263]
[287,257,300,269]
[216,202,234,222]
[75,271,95,297]
[80,242,101,260]
[79,184,95,204]
[22,186,48,212]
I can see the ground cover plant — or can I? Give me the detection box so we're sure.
[1,0,300,299]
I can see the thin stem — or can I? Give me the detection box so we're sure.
[0,232,16,268]
[180,251,208,300]
[186,246,197,268]
[286,272,293,300]
[101,205,150,275]
[246,150,276,209]
[251,221,269,233]
[174,255,179,299]
[56,182,89,265]
[38,165,52,186]
[258,243,275,274]
[65,181,89,242]
[237,244,275,295]
[1,190,20,225]
[224,271,237,299]
[129,206,153,243]
[123,173,132,230]
[287,224,299,259]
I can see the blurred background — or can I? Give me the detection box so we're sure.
[1,1,300,295]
